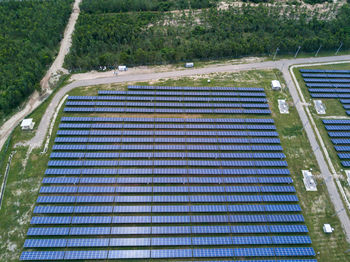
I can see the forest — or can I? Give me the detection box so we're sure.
[65,2,350,71]
[0,0,73,118]
[81,0,218,13]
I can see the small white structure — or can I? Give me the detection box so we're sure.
[314,100,326,114]
[278,100,289,114]
[323,224,334,234]
[271,80,281,91]
[20,118,35,130]
[302,170,317,191]
[185,62,194,68]
[118,65,127,71]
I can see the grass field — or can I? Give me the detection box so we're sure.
[0,69,349,261]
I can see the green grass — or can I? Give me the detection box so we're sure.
[1,69,350,261]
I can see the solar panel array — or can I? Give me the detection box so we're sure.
[323,119,350,166]
[21,86,315,261]
[64,85,270,114]
[300,69,350,115]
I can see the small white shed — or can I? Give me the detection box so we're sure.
[185,62,194,68]
[271,80,281,91]
[21,118,35,130]
[118,65,127,71]
[323,224,334,234]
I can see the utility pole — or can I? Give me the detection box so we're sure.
[335,42,343,55]
[315,45,322,57]
[273,47,280,60]
[294,46,301,58]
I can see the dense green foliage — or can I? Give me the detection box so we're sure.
[66,3,350,70]
[303,0,332,4]
[0,0,72,117]
[81,0,218,13]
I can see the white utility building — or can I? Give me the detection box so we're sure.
[271,80,281,91]
[323,224,334,234]
[278,100,289,114]
[21,118,35,130]
[314,100,326,114]
[118,65,127,71]
[302,170,317,191]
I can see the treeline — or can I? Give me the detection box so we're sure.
[0,0,73,118]
[81,0,218,13]
[65,3,350,71]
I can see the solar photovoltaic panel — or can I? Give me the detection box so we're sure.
[21,86,316,261]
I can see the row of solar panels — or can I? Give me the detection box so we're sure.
[302,73,350,78]
[56,130,278,137]
[39,185,295,194]
[69,96,268,103]
[330,138,350,144]
[61,117,275,124]
[43,176,293,185]
[36,195,299,204]
[54,137,281,144]
[27,224,309,236]
[47,160,288,167]
[64,107,271,114]
[310,93,350,98]
[34,204,300,214]
[300,69,350,74]
[323,119,350,124]
[44,168,290,175]
[326,132,350,137]
[309,88,350,93]
[127,85,265,92]
[94,91,267,97]
[50,152,286,159]
[307,83,350,88]
[339,99,350,104]
[323,119,350,166]
[30,214,305,225]
[20,247,316,260]
[24,235,311,248]
[304,78,350,83]
[53,144,283,151]
[59,123,277,130]
[334,145,350,151]
[66,101,269,108]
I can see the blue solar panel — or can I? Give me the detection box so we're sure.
[108,250,150,259]
[67,238,110,247]
[27,227,70,236]
[193,248,234,257]
[151,249,192,258]
[24,239,67,248]
[20,251,65,260]
[64,250,108,260]
[69,227,111,235]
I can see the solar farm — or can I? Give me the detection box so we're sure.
[18,84,318,261]
[301,69,350,168]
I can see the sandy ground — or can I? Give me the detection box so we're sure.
[40,0,81,92]
[70,57,265,82]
